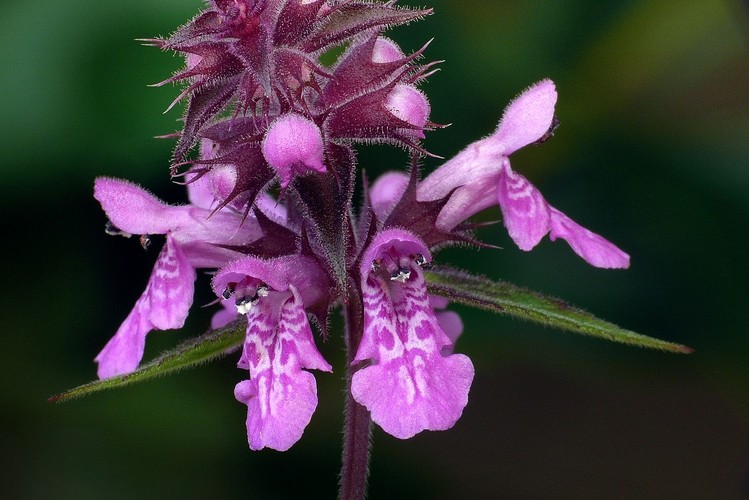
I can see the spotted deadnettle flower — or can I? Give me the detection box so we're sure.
[212,255,332,451]
[352,228,474,439]
[418,79,630,269]
[93,177,262,379]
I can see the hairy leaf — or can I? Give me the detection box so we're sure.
[50,318,246,403]
[425,267,692,353]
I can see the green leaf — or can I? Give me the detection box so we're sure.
[50,318,247,403]
[425,267,692,354]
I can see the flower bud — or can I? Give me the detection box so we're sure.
[187,139,247,210]
[372,37,404,63]
[370,171,408,220]
[186,52,202,71]
[262,113,326,187]
[385,84,430,139]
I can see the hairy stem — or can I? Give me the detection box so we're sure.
[338,290,372,500]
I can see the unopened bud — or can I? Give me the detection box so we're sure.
[386,84,430,139]
[262,113,326,188]
[186,53,202,71]
[372,37,404,64]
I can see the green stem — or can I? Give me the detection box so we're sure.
[338,291,372,500]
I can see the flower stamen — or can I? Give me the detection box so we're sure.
[234,282,270,314]
[389,268,411,283]
[222,282,237,300]
[104,220,131,238]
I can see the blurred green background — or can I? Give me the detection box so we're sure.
[3,0,748,498]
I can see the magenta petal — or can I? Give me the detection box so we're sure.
[433,174,499,231]
[193,140,245,210]
[186,158,216,210]
[95,177,260,263]
[211,298,238,330]
[497,166,630,267]
[428,295,449,310]
[419,80,557,230]
[352,350,474,439]
[234,288,331,451]
[283,286,332,373]
[549,208,631,269]
[147,236,196,329]
[436,310,463,350]
[94,177,175,235]
[213,254,328,309]
[369,171,408,220]
[429,295,463,353]
[186,174,215,210]
[354,241,474,439]
[358,228,432,279]
[95,237,195,379]
[235,368,319,451]
[493,79,557,156]
[94,296,150,379]
[417,137,503,204]
[497,163,551,251]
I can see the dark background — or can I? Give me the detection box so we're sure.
[3,0,749,498]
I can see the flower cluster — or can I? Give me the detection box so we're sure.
[95,0,628,451]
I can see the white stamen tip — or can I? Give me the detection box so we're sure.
[236,296,257,315]
[390,268,411,283]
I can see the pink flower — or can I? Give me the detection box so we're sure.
[212,255,332,451]
[352,228,474,439]
[418,79,630,269]
[93,177,261,379]
[88,0,641,468]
